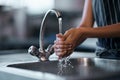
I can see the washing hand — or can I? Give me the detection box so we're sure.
[54,27,88,59]
[54,33,72,59]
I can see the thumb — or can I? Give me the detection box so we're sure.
[63,30,71,40]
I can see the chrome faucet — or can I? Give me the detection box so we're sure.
[28,9,62,61]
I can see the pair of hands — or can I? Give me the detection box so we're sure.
[53,27,87,59]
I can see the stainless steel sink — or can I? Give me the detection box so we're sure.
[7,58,120,80]
[7,59,78,76]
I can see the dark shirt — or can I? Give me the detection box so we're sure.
[92,0,120,49]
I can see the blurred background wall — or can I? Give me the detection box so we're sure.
[0,0,89,50]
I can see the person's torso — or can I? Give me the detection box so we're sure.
[92,0,120,49]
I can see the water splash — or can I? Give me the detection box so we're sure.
[57,56,74,75]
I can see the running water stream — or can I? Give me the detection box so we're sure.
[57,12,74,75]
[57,56,74,75]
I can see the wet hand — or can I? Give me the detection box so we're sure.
[54,27,88,58]
[54,33,72,59]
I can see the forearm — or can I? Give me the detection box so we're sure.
[86,23,120,38]
[78,0,94,28]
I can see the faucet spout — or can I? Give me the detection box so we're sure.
[40,9,62,53]
[28,9,62,61]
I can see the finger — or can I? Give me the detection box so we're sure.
[55,49,74,59]
[55,51,67,57]
[65,33,76,48]
[56,33,63,37]
[54,44,72,49]
[54,46,72,52]
[55,40,71,45]
[61,50,74,58]
[53,45,62,52]
[56,34,65,41]
[58,50,71,58]
[63,29,73,40]
[54,48,66,52]
[54,41,72,51]
[53,41,72,52]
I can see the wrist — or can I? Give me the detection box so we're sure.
[77,27,94,38]
[85,27,95,38]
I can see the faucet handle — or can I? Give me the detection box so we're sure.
[45,44,54,58]
[28,46,40,58]
[39,44,54,61]
[46,44,54,53]
[28,45,54,61]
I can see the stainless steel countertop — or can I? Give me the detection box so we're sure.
[1,51,120,80]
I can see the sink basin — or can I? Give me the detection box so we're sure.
[7,58,120,80]
[7,59,78,76]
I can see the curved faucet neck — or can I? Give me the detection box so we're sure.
[28,9,63,61]
[39,9,62,52]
